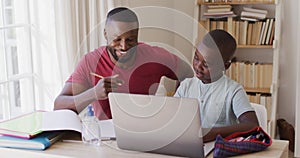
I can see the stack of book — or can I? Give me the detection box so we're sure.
[203,5,235,18]
[246,93,272,121]
[240,7,268,21]
[226,61,273,90]
[0,110,82,150]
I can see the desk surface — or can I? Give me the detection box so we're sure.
[0,139,288,158]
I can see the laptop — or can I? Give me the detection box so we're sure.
[108,93,205,158]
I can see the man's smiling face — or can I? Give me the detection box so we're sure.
[105,20,139,63]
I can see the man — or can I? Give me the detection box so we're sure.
[54,7,193,120]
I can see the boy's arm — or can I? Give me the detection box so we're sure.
[202,111,259,142]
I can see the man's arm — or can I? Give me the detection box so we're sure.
[202,111,259,142]
[54,82,97,113]
[54,76,123,113]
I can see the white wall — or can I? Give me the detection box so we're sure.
[279,0,300,157]
[277,0,298,127]
[125,0,175,56]
[121,0,196,62]
[173,0,198,63]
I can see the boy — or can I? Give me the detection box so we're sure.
[174,29,259,142]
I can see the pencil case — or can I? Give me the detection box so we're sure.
[213,126,272,158]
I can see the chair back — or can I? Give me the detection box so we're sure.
[250,103,268,133]
[155,76,178,96]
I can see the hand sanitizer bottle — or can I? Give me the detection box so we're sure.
[81,105,101,146]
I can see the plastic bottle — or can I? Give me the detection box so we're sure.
[81,105,101,146]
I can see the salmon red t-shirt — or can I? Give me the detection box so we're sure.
[67,43,180,120]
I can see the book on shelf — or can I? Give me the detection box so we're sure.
[209,19,217,30]
[227,61,273,90]
[241,11,266,20]
[243,7,268,15]
[203,11,236,18]
[241,16,259,22]
[203,0,234,3]
[265,96,272,121]
[268,20,275,45]
[261,19,271,45]
[211,18,273,46]
[207,7,231,13]
[239,21,248,45]
[261,63,273,89]
[0,109,82,139]
[235,21,240,44]
[0,131,66,150]
[206,4,231,12]
[216,21,225,30]
[265,18,274,45]
[207,4,232,9]
[255,21,263,45]
[247,23,253,45]
[258,21,266,45]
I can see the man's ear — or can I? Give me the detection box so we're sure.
[104,29,107,40]
[224,61,231,70]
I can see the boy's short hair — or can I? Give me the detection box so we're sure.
[106,7,139,27]
[202,29,237,62]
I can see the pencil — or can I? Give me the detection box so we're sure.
[90,72,104,79]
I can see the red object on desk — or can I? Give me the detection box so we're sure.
[213,126,272,158]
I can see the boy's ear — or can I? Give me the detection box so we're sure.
[224,61,231,70]
[104,29,108,40]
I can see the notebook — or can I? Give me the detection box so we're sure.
[0,110,81,139]
[0,131,66,150]
[108,93,205,158]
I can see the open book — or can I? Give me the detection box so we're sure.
[0,109,116,150]
[0,110,81,139]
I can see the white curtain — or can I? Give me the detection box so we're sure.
[295,1,300,157]
[29,0,128,110]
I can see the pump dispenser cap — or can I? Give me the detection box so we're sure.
[87,105,94,116]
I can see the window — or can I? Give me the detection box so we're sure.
[0,0,35,120]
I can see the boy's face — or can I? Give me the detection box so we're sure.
[105,20,139,63]
[193,43,225,84]
[193,49,211,84]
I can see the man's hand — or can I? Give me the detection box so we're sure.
[94,74,124,100]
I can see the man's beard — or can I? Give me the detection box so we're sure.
[108,46,137,63]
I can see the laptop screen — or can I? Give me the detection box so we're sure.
[108,93,204,158]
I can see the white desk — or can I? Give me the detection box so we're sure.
[0,138,289,158]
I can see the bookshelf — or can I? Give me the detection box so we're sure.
[196,0,281,138]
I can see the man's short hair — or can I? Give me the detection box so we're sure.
[202,29,237,62]
[106,7,139,27]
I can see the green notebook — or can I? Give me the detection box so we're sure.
[0,110,82,139]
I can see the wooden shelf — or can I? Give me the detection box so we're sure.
[245,88,271,93]
[237,45,273,49]
[198,0,275,5]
